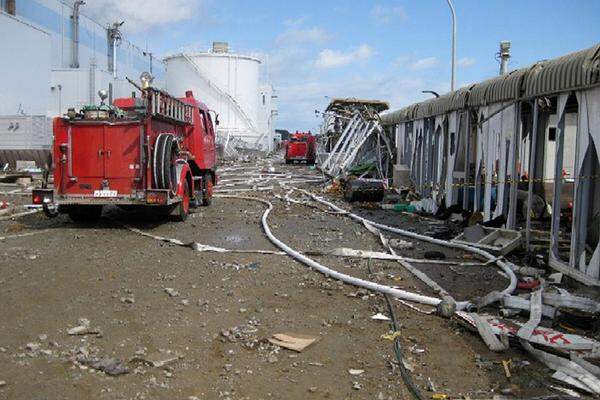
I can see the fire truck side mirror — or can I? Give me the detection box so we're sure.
[215,116,220,126]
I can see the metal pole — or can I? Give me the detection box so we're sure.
[446,0,456,91]
[499,41,511,75]
[71,1,85,69]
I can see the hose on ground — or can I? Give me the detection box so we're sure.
[215,194,443,307]
[290,187,518,306]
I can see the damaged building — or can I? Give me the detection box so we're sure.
[380,43,600,286]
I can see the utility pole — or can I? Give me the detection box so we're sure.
[143,51,154,74]
[498,41,511,75]
[446,0,456,91]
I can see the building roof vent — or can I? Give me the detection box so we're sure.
[212,42,229,53]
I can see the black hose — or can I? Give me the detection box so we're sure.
[366,259,426,400]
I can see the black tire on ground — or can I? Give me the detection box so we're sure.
[173,179,190,222]
[201,174,213,207]
[67,205,103,222]
[285,159,292,164]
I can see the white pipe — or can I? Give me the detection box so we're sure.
[292,188,518,300]
[216,194,443,307]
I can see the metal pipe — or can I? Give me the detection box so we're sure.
[446,0,456,91]
[70,1,85,68]
[499,41,511,75]
[112,37,117,78]
[89,58,95,104]
[108,22,123,79]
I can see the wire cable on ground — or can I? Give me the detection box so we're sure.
[366,259,425,400]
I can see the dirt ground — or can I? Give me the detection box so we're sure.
[0,159,579,399]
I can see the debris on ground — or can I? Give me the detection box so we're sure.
[348,369,364,376]
[371,313,391,321]
[164,288,180,297]
[131,351,182,368]
[67,318,101,336]
[77,356,129,376]
[267,333,319,352]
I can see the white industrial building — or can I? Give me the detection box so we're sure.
[0,0,158,167]
[165,43,277,152]
[0,2,277,167]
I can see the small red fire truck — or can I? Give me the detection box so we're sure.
[33,77,217,222]
[285,131,316,165]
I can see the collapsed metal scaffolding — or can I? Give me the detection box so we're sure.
[382,43,600,286]
[317,98,392,181]
[216,131,254,160]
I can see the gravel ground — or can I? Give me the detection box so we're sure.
[0,160,575,399]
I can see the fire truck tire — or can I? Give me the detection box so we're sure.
[154,134,175,190]
[285,159,292,165]
[174,180,190,222]
[201,174,213,206]
[66,205,103,222]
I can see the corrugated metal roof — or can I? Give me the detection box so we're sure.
[524,44,600,97]
[468,67,529,107]
[415,98,437,119]
[487,68,529,103]
[380,108,408,125]
[448,85,472,111]
[380,103,420,125]
[428,93,453,116]
[406,103,420,120]
[380,43,600,125]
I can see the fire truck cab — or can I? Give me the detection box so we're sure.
[285,131,316,165]
[33,80,217,222]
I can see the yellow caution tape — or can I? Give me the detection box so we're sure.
[380,331,402,341]
[502,359,512,379]
[416,174,599,190]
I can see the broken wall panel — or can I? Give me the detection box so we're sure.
[380,42,600,286]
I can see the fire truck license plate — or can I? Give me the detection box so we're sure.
[93,190,118,198]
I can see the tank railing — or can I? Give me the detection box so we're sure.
[181,53,258,134]
[148,88,194,125]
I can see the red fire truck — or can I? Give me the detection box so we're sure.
[33,79,217,222]
[285,131,316,165]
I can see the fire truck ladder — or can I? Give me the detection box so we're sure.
[149,88,194,125]
[182,54,258,135]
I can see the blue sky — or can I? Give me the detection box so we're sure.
[88,0,600,131]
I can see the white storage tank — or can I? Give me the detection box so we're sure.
[164,43,263,147]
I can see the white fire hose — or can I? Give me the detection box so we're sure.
[216,194,444,307]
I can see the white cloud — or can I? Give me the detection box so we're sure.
[275,27,331,46]
[370,4,408,24]
[276,74,425,131]
[457,57,476,67]
[82,0,202,33]
[409,57,439,70]
[267,22,333,81]
[315,44,374,69]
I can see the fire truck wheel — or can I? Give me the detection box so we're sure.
[174,180,190,222]
[201,174,213,206]
[67,205,103,222]
[285,159,292,165]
